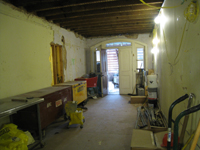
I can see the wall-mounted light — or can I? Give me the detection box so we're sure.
[154,16,161,24]
[152,37,160,45]
[154,13,167,25]
[151,47,159,54]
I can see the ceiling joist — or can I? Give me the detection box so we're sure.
[45,5,160,21]
[7,0,164,37]
[53,11,158,24]
[25,0,118,12]
[37,0,163,17]
[61,19,154,28]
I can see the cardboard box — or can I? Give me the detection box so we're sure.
[154,131,168,150]
[131,129,160,150]
[130,96,147,104]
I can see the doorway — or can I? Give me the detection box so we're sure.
[90,39,147,96]
[51,43,64,85]
[107,49,119,94]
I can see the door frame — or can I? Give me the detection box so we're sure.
[90,38,148,94]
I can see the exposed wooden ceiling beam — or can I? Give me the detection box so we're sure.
[54,12,157,24]
[46,7,159,21]
[81,30,151,37]
[53,11,158,25]
[62,20,154,29]
[37,0,163,17]
[70,24,154,32]
[9,0,58,7]
[60,19,154,28]
[7,0,163,38]
[26,0,118,12]
[61,18,154,28]
[73,27,153,33]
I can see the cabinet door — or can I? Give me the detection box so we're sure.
[72,82,87,104]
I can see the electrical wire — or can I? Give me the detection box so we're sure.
[140,0,185,9]
[163,29,170,62]
[161,0,199,68]
[161,20,188,75]
[174,20,188,64]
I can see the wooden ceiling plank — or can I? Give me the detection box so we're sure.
[61,18,154,27]
[54,11,158,23]
[74,27,153,33]
[9,0,58,7]
[37,0,163,17]
[54,14,157,24]
[71,25,154,31]
[46,7,159,21]
[82,30,151,37]
[62,20,154,29]
[84,32,150,36]
[26,0,118,12]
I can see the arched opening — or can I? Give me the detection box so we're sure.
[90,38,147,97]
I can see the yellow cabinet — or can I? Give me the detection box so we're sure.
[56,81,87,104]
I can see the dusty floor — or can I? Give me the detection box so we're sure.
[36,95,137,150]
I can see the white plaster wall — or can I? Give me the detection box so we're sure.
[52,27,86,82]
[0,1,53,99]
[0,1,86,100]
[0,1,86,126]
[154,0,200,148]
[85,34,153,73]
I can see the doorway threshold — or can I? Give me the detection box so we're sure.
[108,81,119,94]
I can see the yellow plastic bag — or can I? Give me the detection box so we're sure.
[0,123,28,150]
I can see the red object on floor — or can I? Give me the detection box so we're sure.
[161,133,180,147]
[75,77,98,88]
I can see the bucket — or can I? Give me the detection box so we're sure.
[148,88,157,100]
[147,75,158,88]
[148,92,157,99]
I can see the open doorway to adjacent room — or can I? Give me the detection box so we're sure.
[107,49,119,94]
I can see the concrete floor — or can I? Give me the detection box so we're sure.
[36,95,137,150]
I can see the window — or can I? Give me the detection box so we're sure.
[106,42,131,47]
[96,50,100,62]
[137,48,144,69]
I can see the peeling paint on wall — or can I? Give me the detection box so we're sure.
[0,1,86,99]
[52,25,86,81]
[49,46,54,86]
[61,36,67,71]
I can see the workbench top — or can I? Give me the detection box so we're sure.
[56,81,86,86]
[0,97,44,118]
[17,86,71,98]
